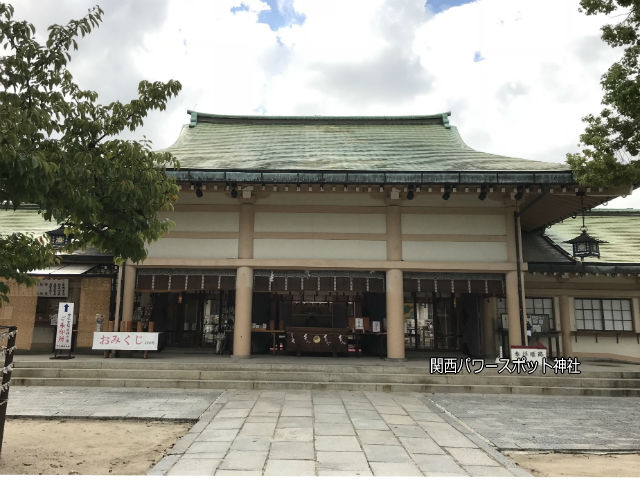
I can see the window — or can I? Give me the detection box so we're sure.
[575,298,633,332]
[496,297,555,329]
[525,297,554,329]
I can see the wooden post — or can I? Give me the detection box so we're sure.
[0,326,17,457]
[505,271,522,352]
[103,320,114,358]
[559,295,573,357]
[482,297,497,358]
[386,269,405,360]
[120,264,136,332]
[233,266,253,358]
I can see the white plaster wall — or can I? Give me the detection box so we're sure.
[402,241,508,262]
[147,238,238,259]
[572,336,640,359]
[257,192,382,206]
[254,239,386,260]
[163,211,239,232]
[402,214,506,235]
[255,212,386,234]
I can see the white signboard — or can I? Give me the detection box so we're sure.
[510,345,546,366]
[55,302,74,350]
[92,332,160,351]
[38,279,68,297]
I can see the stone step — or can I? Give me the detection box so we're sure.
[12,366,640,388]
[10,376,640,396]
[13,359,640,378]
[12,356,640,396]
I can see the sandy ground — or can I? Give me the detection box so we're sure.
[507,451,640,477]
[1,419,639,476]
[0,418,191,475]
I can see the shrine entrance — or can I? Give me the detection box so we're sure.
[133,270,236,349]
[402,274,504,357]
[250,270,388,356]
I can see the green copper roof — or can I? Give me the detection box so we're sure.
[0,207,111,262]
[545,210,640,264]
[0,206,55,237]
[523,231,573,264]
[163,111,570,172]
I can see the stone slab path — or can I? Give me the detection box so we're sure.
[150,390,527,476]
[429,393,640,451]
[10,386,638,476]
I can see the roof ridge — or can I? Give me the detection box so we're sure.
[588,208,640,216]
[187,110,453,127]
[541,231,577,262]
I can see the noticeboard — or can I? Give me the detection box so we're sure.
[55,302,74,350]
[528,314,550,333]
[38,279,68,298]
[501,313,550,332]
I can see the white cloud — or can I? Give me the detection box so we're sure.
[409,0,618,163]
[9,0,638,206]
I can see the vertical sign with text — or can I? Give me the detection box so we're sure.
[55,302,74,351]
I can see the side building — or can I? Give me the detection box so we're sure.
[0,206,118,352]
[524,210,640,363]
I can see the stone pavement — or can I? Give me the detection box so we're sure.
[429,393,640,451]
[8,386,640,476]
[6,386,222,420]
[150,390,528,476]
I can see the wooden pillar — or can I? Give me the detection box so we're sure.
[113,265,124,333]
[386,269,405,360]
[505,271,522,351]
[232,198,254,358]
[505,209,527,350]
[385,204,404,360]
[559,295,573,356]
[120,263,136,332]
[632,298,640,333]
[482,297,497,358]
[233,266,253,358]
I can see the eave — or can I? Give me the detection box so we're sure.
[166,168,630,231]
[528,262,640,275]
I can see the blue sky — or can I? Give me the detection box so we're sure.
[257,0,306,31]
[232,0,306,31]
[426,0,477,14]
[234,0,478,31]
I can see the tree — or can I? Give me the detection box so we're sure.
[0,3,182,303]
[567,0,640,187]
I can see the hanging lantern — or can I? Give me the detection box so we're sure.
[45,226,69,249]
[565,229,605,258]
[564,193,607,259]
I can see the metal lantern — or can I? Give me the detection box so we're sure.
[45,226,68,248]
[564,193,606,259]
[565,229,605,259]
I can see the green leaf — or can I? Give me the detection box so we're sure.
[572,0,640,187]
[0,2,182,304]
